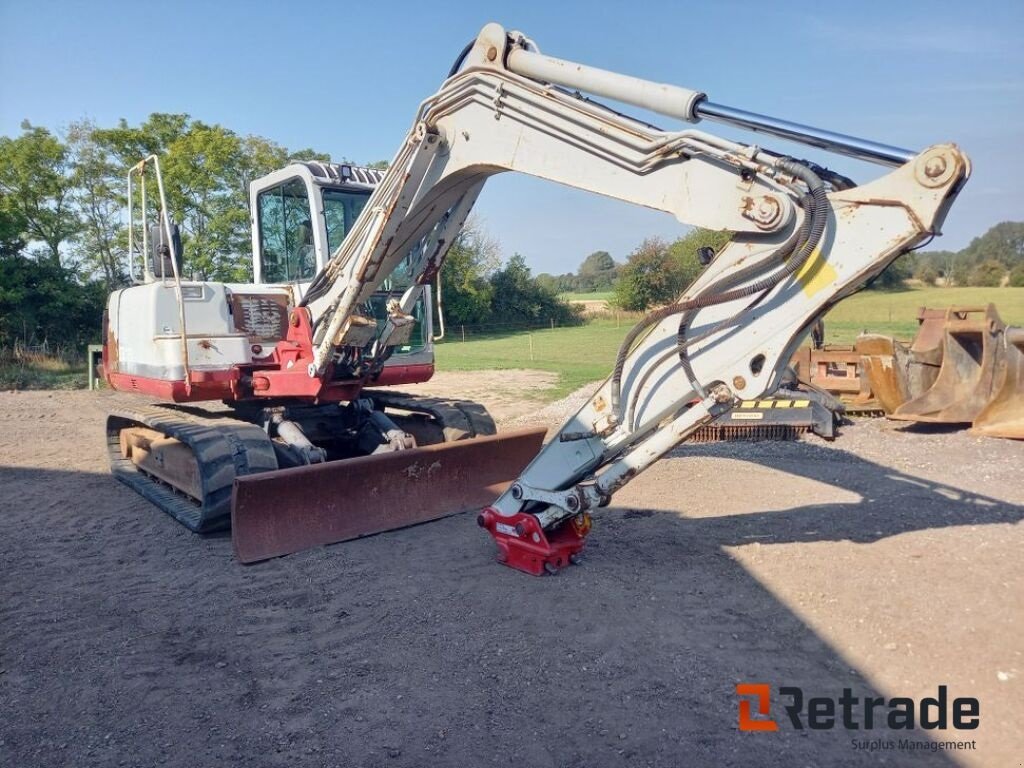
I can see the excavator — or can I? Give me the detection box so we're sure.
[103,22,970,575]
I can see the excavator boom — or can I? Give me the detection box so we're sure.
[271,22,968,573]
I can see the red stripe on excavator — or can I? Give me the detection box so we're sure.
[104,363,435,403]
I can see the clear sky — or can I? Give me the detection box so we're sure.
[1,0,1021,274]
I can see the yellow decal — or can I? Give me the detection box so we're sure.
[793,400,810,408]
[794,246,837,298]
[740,401,757,408]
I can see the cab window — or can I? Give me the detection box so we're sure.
[258,178,316,283]
[323,188,371,252]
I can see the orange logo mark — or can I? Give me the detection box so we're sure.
[737,683,779,732]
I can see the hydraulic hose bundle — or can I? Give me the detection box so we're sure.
[609,159,829,425]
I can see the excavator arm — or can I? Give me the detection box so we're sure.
[268,23,969,574]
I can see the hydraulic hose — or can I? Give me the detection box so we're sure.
[675,159,828,392]
[448,41,475,78]
[608,158,829,422]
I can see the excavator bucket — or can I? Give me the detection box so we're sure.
[891,306,1005,425]
[231,427,547,563]
[971,327,1024,439]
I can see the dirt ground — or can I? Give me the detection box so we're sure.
[1,375,1021,768]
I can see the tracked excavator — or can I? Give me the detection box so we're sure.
[103,22,970,575]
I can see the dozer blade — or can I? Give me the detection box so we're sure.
[231,427,546,563]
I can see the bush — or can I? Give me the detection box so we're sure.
[1009,264,1024,287]
[915,264,940,286]
[613,238,677,311]
[869,254,912,291]
[968,259,1006,288]
[488,254,583,327]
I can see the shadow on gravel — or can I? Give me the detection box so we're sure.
[1,439,1018,768]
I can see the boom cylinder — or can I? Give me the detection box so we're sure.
[505,48,915,168]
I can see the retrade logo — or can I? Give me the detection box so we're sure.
[735,684,979,732]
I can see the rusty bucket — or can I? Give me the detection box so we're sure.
[891,305,1005,425]
[971,327,1024,439]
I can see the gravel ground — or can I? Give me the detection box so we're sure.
[1,379,1021,767]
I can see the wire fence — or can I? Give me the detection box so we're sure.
[438,309,644,343]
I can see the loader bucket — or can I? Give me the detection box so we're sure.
[231,427,547,563]
[971,327,1024,439]
[891,305,1004,425]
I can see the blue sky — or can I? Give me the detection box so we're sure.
[2,0,1021,274]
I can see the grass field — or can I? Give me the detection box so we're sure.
[437,287,1024,401]
[559,291,615,302]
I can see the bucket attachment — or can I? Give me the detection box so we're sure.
[891,305,1004,425]
[971,327,1024,439]
[231,427,547,563]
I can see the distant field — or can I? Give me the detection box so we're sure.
[823,286,1023,343]
[436,319,628,399]
[559,291,615,302]
[437,287,1022,400]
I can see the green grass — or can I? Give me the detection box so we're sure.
[436,318,630,399]
[823,286,1024,344]
[437,287,1024,402]
[559,291,615,302]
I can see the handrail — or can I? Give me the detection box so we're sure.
[126,155,192,394]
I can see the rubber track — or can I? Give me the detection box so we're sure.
[365,391,497,442]
[106,404,278,533]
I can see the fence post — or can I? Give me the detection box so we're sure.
[550,318,554,331]
[529,332,534,361]
[461,325,466,342]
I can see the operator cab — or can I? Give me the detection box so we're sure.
[250,161,383,286]
[250,161,431,358]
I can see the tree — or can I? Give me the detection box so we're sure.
[489,254,580,326]
[613,237,678,311]
[66,120,127,287]
[0,122,80,264]
[869,253,912,291]
[0,248,106,348]
[915,263,940,286]
[959,221,1024,269]
[438,216,499,326]
[1009,264,1024,287]
[968,259,1005,287]
[576,250,618,292]
[667,228,730,290]
[0,194,27,257]
[611,229,730,311]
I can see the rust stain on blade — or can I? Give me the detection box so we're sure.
[231,427,546,563]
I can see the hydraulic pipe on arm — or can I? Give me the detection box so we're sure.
[293,23,968,575]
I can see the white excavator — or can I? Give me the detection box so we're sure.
[103,22,969,575]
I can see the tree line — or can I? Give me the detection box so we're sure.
[909,222,1024,287]
[0,114,583,348]
[2,111,1020,350]
[0,114,335,348]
